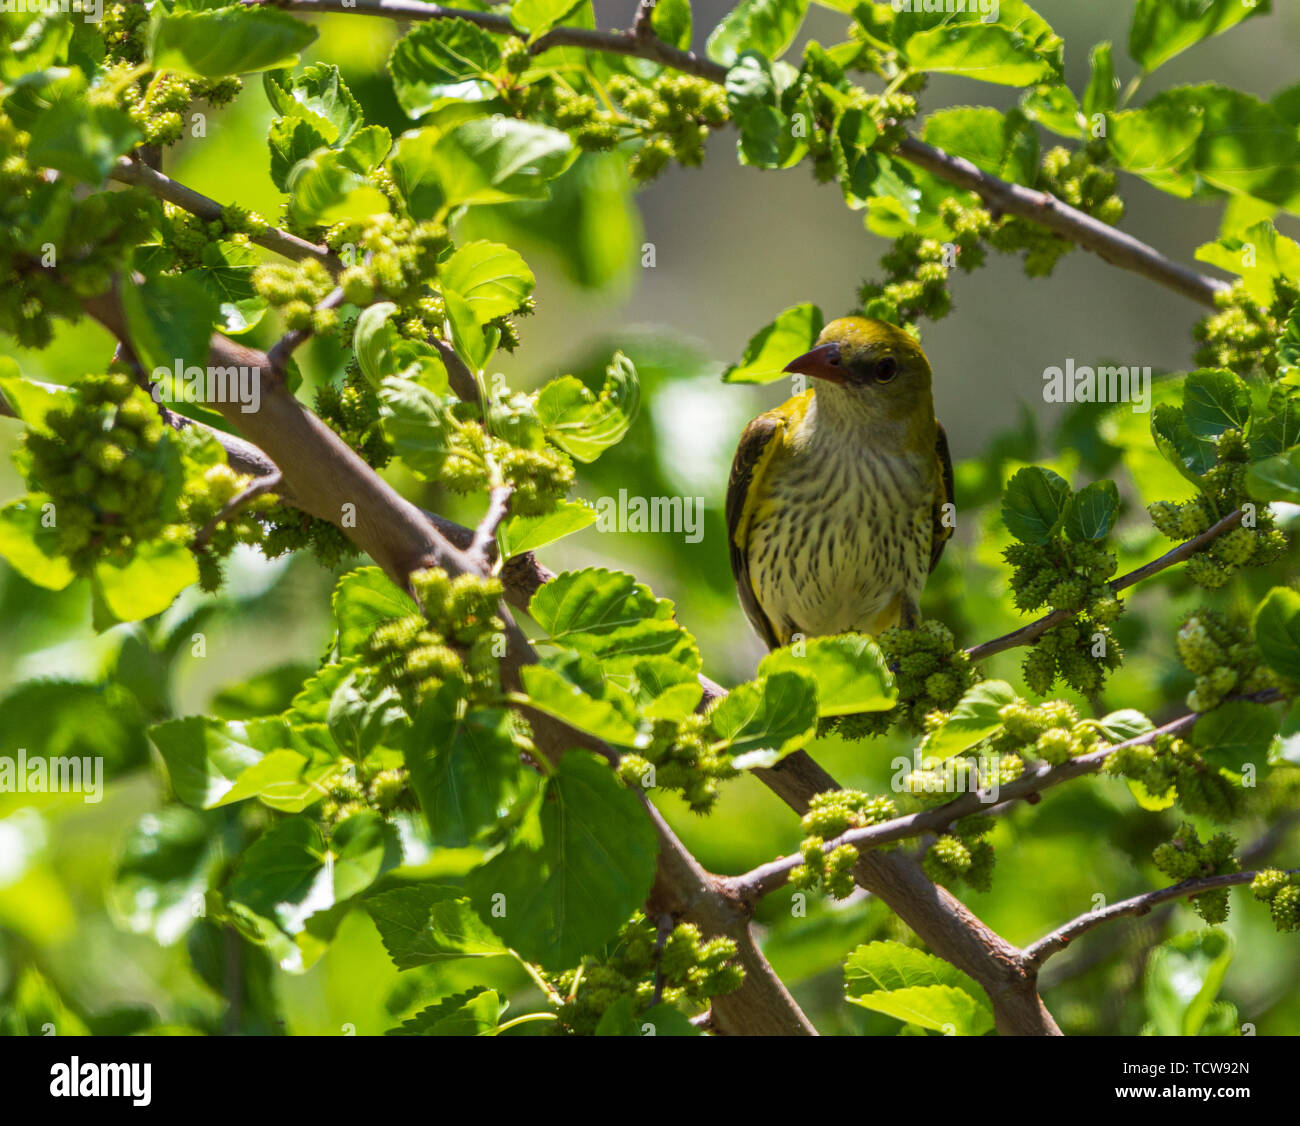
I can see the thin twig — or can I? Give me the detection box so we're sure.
[194,469,283,549]
[468,484,513,571]
[235,0,1230,309]
[110,157,340,273]
[966,509,1246,662]
[721,690,1282,904]
[632,0,657,38]
[1023,867,1299,970]
[266,287,346,376]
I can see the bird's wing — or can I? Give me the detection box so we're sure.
[726,406,788,650]
[929,420,954,573]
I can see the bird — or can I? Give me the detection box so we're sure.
[726,316,953,651]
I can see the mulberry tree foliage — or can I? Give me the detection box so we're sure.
[0,0,1299,1039]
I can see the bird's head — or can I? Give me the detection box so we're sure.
[783,317,933,415]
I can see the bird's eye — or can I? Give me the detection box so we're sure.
[875,356,898,383]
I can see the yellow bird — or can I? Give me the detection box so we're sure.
[726,316,953,650]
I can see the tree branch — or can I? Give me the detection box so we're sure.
[1023,868,1298,970]
[58,283,816,1038]
[110,157,340,273]
[966,508,1247,662]
[724,689,1282,904]
[237,0,1229,309]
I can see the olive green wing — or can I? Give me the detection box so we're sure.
[726,409,785,650]
[929,420,954,573]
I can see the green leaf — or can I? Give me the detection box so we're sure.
[899,23,1057,87]
[1094,709,1155,743]
[389,119,575,219]
[96,540,199,623]
[1143,930,1233,1037]
[1193,700,1277,773]
[150,8,318,78]
[1278,304,1300,385]
[110,807,217,946]
[652,0,692,50]
[1129,0,1269,73]
[845,941,993,1036]
[185,256,266,336]
[499,500,596,558]
[264,64,363,145]
[1183,368,1250,438]
[1082,41,1117,118]
[1245,447,1300,503]
[1001,466,1070,543]
[267,115,329,192]
[1254,587,1300,682]
[439,241,535,324]
[1107,96,1205,183]
[529,567,698,673]
[27,101,140,186]
[0,496,75,591]
[1179,85,1300,210]
[1063,479,1119,541]
[404,689,526,847]
[722,303,823,384]
[353,302,401,387]
[378,375,458,478]
[923,680,1016,761]
[711,671,818,768]
[225,817,331,935]
[1151,402,1215,482]
[387,18,500,118]
[332,567,418,657]
[1248,399,1300,461]
[1196,221,1300,306]
[511,0,584,38]
[1020,85,1082,138]
[330,811,402,901]
[707,0,809,68]
[122,272,220,376]
[535,352,640,462]
[389,987,504,1035]
[467,751,657,970]
[326,669,406,760]
[287,148,390,227]
[365,884,509,969]
[520,659,645,747]
[758,635,896,716]
[150,715,337,811]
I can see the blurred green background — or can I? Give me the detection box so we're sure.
[2,1,1299,1036]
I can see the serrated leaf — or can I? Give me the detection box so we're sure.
[758,634,896,716]
[331,567,418,657]
[1063,479,1119,541]
[150,8,318,78]
[365,884,508,969]
[711,671,818,767]
[1193,700,1276,773]
[723,303,823,384]
[707,0,809,68]
[1254,587,1300,682]
[535,352,640,462]
[389,987,504,1035]
[498,500,596,558]
[1183,368,1250,438]
[466,751,657,970]
[439,241,535,323]
[404,688,527,846]
[922,680,1016,761]
[387,18,500,118]
[1001,466,1070,543]
[1129,0,1270,73]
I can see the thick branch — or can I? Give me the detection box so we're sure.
[1023,868,1298,970]
[59,285,813,1038]
[966,509,1247,662]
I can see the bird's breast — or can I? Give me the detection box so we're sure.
[746,436,934,643]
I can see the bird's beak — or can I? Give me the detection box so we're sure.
[783,342,845,385]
